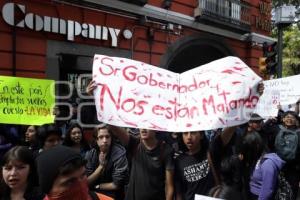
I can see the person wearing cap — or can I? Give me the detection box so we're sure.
[247,113,264,133]
[36,145,113,200]
[246,113,272,149]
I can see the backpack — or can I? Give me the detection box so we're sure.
[258,155,293,200]
[274,172,293,200]
[274,125,299,161]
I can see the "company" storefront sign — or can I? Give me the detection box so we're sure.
[1,2,131,47]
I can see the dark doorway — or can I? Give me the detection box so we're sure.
[168,44,225,73]
[160,34,236,73]
[58,53,92,100]
[57,53,97,126]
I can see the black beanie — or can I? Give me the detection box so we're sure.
[36,145,82,194]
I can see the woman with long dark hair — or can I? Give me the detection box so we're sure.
[209,155,244,200]
[0,146,43,200]
[23,125,39,151]
[63,123,90,157]
[238,132,285,200]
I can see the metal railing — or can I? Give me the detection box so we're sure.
[195,0,251,31]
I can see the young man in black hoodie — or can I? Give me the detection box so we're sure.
[85,124,128,200]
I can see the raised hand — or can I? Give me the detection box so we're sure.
[86,80,97,96]
[277,102,282,110]
[257,81,264,96]
[99,151,107,167]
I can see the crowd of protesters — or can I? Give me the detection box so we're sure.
[0,81,300,200]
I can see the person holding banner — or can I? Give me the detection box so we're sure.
[173,83,265,200]
[110,126,175,200]
[86,62,265,200]
[174,127,237,200]
[175,131,214,200]
[86,80,175,200]
[246,113,271,149]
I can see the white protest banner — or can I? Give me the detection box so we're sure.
[255,74,300,117]
[92,55,262,132]
[195,194,223,200]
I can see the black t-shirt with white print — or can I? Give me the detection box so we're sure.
[175,150,214,200]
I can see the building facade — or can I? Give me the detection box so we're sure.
[0,0,274,121]
[0,0,274,76]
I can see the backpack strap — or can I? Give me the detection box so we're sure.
[279,125,299,134]
[211,185,222,198]
[278,125,285,131]
[207,151,221,186]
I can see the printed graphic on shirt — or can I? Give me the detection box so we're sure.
[183,159,209,182]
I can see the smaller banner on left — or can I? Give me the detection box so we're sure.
[0,76,55,125]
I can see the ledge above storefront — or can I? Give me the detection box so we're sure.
[57,0,245,41]
[241,32,277,45]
